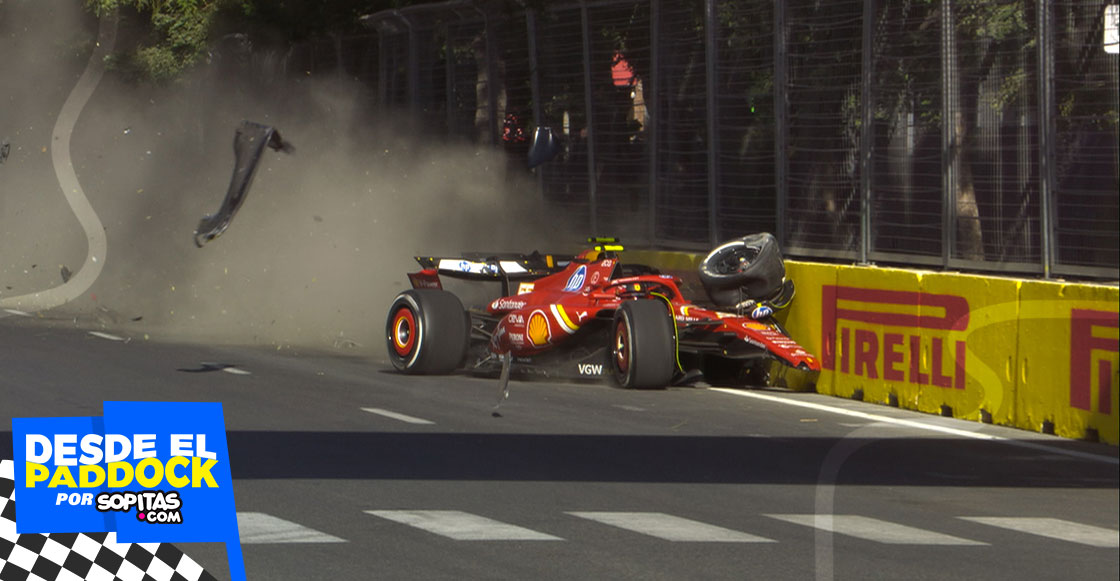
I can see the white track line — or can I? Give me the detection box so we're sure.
[0,11,117,313]
[568,512,774,542]
[959,517,1119,548]
[237,512,345,544]
[365,510,561,541]
[361,407,435,425]
[708,388,1118,465]
[87,331,126,341]
[767,514,986,546]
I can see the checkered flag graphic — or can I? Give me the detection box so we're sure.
[1,459,218,581]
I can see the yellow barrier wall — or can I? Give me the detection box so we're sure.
[1017,280,1119,443]
[626,249,1119,444]
[781,261,837,395]
[827,265,924,405]
[919,272,1021,426]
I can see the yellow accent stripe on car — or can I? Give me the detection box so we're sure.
[551,304,578,334]
[651,292,684,373]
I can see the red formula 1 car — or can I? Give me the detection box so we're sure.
[385,235,820,391]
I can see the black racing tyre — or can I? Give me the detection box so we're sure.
[699,232,785,305]
[385,289,468,374]
[610,299,676,389]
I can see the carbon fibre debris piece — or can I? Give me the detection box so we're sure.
[177,362,249,374]
[194,121,294,247]
[492,352,513,414]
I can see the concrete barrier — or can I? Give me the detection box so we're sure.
[626,249,1119,445]
[1016,280,1119,443]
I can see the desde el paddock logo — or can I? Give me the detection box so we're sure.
[12,401,246,581]
[23,431,216,524]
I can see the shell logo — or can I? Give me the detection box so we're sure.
[527,310,551,347]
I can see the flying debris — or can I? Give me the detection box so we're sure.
[194,121,294,247]
[1,140,10,163]
[177,362,249,375]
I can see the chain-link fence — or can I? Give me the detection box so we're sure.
[288,0,1118,279]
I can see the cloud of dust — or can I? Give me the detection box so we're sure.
[0,0,95,299]
[2,4,579,356]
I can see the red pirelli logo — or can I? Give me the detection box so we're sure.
[1070,309,1119,415]
[821,286,969,389]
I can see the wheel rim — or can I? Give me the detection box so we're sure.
[391,307,417,357]
[613,320,631,376]
[717,246,756,274]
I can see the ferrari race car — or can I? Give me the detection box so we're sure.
[385,234,821,391]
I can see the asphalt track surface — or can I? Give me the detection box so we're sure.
[2,317,1117,580]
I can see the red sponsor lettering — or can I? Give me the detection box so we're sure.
[823,286,969,334]
[408,269,442,290]
[931,337,952,388]
[1070,309,1119,414]
[909,335,928,385]
[822,285,968,389]
[855,329,878,379]
[883,333,905,381]
[955,339,966,390]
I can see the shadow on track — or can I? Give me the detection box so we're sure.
[9,431,1105,488]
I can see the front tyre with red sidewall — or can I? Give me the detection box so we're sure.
[611,299,676,389]
[385,289,468,374]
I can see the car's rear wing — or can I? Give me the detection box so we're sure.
[410,253,572,295]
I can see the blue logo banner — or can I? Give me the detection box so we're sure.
[12,401,245,580]
[564,264,587,292]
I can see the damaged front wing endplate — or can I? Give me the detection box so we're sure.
[194,120,293,247]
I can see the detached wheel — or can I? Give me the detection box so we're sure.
[699,232,785,305]
[611,299,676,389]
[386,289,468,374]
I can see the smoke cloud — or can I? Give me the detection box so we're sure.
[1,2,572,356]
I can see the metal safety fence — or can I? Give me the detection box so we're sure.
[284,0,1118,279]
